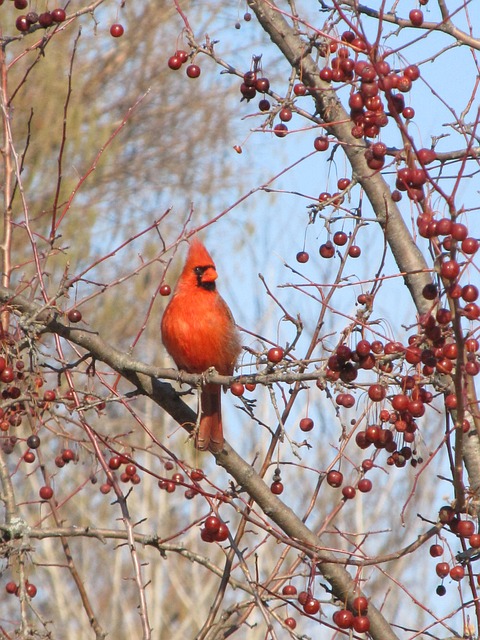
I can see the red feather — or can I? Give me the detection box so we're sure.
[161,239,241,452]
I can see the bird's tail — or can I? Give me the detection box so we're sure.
[197,384,223,453]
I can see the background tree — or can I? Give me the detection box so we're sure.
[0,1,479,639]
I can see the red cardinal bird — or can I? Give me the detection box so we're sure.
[161,239,241,453]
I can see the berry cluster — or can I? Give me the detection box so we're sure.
[200,515,229,543]
[0,355,46,436]
[167,49,200,78]
[326,469,372,497]
[281,584,370,632]
[155,464,205,500]
[309,32,422,144]
[4,1,125,38]
[428,506,480,593]
[230,29,424,142]
[5,580,37,599]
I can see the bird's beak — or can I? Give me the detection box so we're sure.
[201,266,218,283]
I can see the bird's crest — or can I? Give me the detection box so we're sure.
[185,238,216,271]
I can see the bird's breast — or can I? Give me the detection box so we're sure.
[161,290,240,374]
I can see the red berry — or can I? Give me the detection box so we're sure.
[355,431,369,449]
[108,456,121,469]
[168,55,182,70]
[333,609,354,629]
[255,77,270,92]
[24,451,35,463]
[160,284,171,296]
[230,382,245,397]
[38,12,54,27]
[125,463,137,477]
[190,468,204,482]
[362,459,374,471]
[200,527,216,543]
[15,16,30,32]
[429,544,443,557]
[469,534,480,548]
[279,107,292,122]
[314,136,329,151]
[355,340,370,357]
[353,615,370,633]
[409,9,424,26]
[358,478,372,493]
[343,393,356,407]
[240,84,256,100]
[39,486,54,500]
[267,347,284,363]
[67,308,82,323]
[299,417,314,432]
[43,390,56,402]
[337,177,351,190]
[333,231,348,246]
[462,237,478,254]
[258,99,270,112]
[449,565,465,581]
[342,485,356,499]
[348,245,361,258]
[25,582,37,598]
[319,241,335,258]
[51,8,66,23]
[440,260,460,280]
[462,284,479,302]
[214,522,229,541]
[282,584,297,596]
[293,83,306,96]
[1,367,15,383]
[204,515,221,534]
[243,71,256,86]
[451,223,468,240]
[270,481,284,494]
[466,360,480,376]
[466,338,479,352]
[273,123,288,138]
[435,562,450,578]
[62,448,75,463]
[5,581,17,595]
[110,23,124,37]
[296,251,309,263]
[327,470,343,487]
[176,50,189,63]
[368,384,386,402]
[341,30,355,43]
[186,64,201,78]
[456,520,475,538]
[352,596,368,614]
[303,597,320,615]
[319,66,333,82]
[284,617,297,629]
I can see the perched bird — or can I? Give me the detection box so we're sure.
[161,239,241,452]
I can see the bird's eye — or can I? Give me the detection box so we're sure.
[194,267,203,276]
